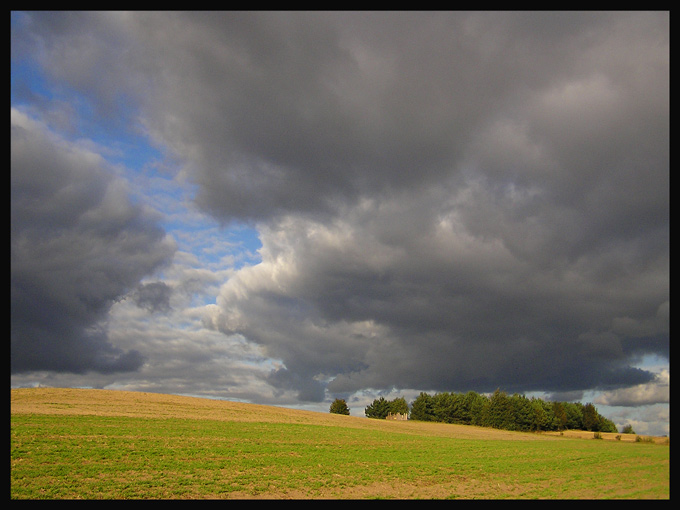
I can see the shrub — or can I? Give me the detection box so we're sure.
[329,398,350,415]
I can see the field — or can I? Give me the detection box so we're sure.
[11,388,669,499]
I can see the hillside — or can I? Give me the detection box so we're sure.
[12,387,666,443]
[12,387,554,441]
[11,388,669,499]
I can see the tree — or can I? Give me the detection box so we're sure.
[563,402,584,430]
[410,392,435,421]
[583,403,600,431]
[365,396,410,419]
[364,397,390,419]
[552,401,568,431]
[487,389,513,430]
[388,397,409,416]
[329,398,350,415]
[598,416,618,433]
[528,398,548,431]
[465,391,489,426]
[393,390,617,434]
[433,392,460,423]
[506,394,528,431]
[538,399,558,431]
[622,424,636,434]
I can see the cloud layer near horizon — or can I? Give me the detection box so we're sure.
[12,12,668,410]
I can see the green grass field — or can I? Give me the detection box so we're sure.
[11,388,669,499]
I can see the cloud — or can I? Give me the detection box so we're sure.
[11,109,176,374]
[595,369,669,407]
[132,282,173,313]
[118,12,666,229]
[115,11,666,402]
[12,12,668,412]
[210,194,665,401]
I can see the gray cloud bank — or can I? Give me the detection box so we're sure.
[11,110,176,373]
[12,12,668,405]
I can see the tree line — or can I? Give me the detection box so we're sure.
[361,390,618,433]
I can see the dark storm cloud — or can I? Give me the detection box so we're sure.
[212,194,666,400]
[139,11,667,227]
[13,12,668,404]
[15,12,667,223]
[11,111,176,374]
[192,11,665,401]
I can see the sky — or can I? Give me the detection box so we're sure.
[11,11,669,436]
